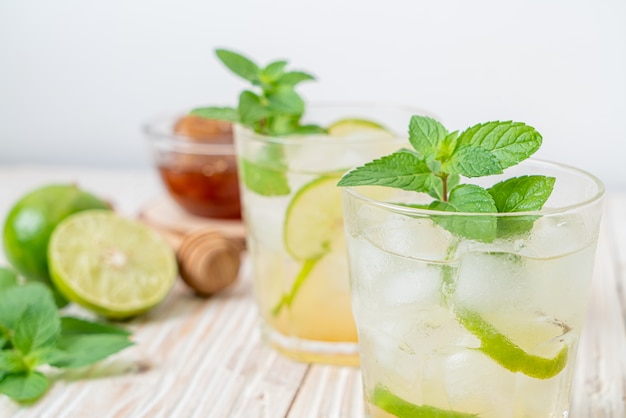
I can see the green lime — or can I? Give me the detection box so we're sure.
[456,308,568,379]
[3,184,110,282]
[283,175,344,261]
[48,210,177,319]
[327,118,393,138]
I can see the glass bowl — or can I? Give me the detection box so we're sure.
[144,112,241,220]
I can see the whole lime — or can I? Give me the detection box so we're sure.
[2,184,110,283]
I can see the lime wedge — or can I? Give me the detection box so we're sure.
[455,308,568,379]
[283,175,344,261]
[327,118,393,138]
[371,385,479,418]
[48,210,177,319]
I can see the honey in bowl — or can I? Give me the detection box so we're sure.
[156,115,241,220]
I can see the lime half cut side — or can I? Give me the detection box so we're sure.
[284,175,344,261]
[327,118,394,139]
[48,210,177,319]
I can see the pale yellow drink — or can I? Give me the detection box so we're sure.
[343,160,604,416]
[234,104,419,365]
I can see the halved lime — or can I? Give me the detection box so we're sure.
[284,175,344,261]
[48,210,177,319]
[327,118,393,138]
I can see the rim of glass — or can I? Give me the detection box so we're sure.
[343,158,605,217]
[143,111,236,155]
[233,101,435,146]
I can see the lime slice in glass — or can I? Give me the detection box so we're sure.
[48,210,177,319]
[284,175,344,261]
[327,118,393,138]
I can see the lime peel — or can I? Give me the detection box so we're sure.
[371,385,479,418]
[455,307,568,380]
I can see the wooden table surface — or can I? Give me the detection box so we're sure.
[0,165,624,418]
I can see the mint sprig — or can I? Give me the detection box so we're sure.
[190,48,323,137]
[338,115,554,241]
[191,48,325,197]
[0,267,133,404]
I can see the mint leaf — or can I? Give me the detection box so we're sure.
[278,71,315,87]
[429,184,497,242]
[0,350,26,373]
[241,159,290,196]
[0,267,18,292]
[408,115,448,158]
[260,60,288,83]
[0,284,56,332]
[60,317,131,337]
[457,121,542,169]
[238,91,271,126]
[189,107,240,123]
[488,175,555,212]
[291,124,327,135]
[338,152,436,193]
[488,175,555,237]
[446,145,503,177]
[49,334,134,369]
[0,371,49,402]
[267,87,305,115]
[215,49,259,83]
[13,304,60,356]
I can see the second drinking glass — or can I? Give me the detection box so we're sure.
[234,103,427,365]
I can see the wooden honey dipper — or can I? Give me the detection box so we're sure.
[156,226,245,296]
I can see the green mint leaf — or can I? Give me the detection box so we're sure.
[446,145,503,177]
[0,350,27,373]
[60,317,131,337]
[266,87,305,115]
[268,114,300,136]
[457,121,542,169]
[260,60,288,83]
[238,90,271,126]
[0,267,18,292]
[241,159,290,196]
[0,283,56,332]
[338,152,436,193]
[429,184,497,242]
[13,304,60,356]
[189,107,240,123]
[290,124,327,135]
[371,385,479,418]
[277,71,315,87]
[488,175,556,238]
[49,334,133,369]
[408,115,448,158]
[488,175,555,212]
[215,49,260,83]
[0,371,49,402]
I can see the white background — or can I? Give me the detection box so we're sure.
[1,0,624,190]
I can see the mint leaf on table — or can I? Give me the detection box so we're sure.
[0,276,133,404]
[0,267,18,292]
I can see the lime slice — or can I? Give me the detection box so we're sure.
[455,308,568,379]
[48,210,177,319]
[284,175,344,261]
[327,118,393,138]
[372,385,479,418]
